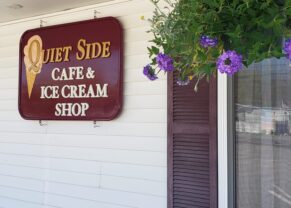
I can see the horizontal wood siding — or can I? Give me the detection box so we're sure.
[0,0,167,207]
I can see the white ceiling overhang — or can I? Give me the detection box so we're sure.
[0,0,114,23]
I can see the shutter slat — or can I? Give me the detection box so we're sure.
[175,192,210,200]
[174,172,209,179]
[168,72,217,208]
[173,198,210,207]
[173,186,210,195]
[173,165,209,173]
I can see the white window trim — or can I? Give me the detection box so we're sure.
[218,73,229,208]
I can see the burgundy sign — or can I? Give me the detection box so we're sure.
[18,17,123,120]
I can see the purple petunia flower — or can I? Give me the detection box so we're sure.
[200,35,218,48]
[283,39,291,60]
[216,50,243,75]
[156,53,174,72]
[143,65,158,81]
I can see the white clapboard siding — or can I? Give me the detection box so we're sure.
[0,195,59,208]
[0,0,167,207]
[0,153,101,174]
[0,27,153,49]
[0,133,165,152]
[45,194,138,208]
[0,186,44,204]
[44,182,165,208]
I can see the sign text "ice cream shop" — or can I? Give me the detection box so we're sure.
[18,17,123,120]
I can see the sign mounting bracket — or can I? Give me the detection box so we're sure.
[93,121,100,128]
[94,10,100,19]
[40,19,47,28]
[39,120,47,126]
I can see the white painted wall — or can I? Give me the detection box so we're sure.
[0,0,167,207]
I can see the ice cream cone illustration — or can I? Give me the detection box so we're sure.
[23,35,43,98]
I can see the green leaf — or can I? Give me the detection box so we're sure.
[144,0,289,90]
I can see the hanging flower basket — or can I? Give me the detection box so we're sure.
[143,0,291,90]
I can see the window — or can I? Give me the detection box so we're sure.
[234,58,291,208]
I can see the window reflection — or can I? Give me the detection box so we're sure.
[236,104,290,135]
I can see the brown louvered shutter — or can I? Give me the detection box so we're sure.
[168,73,217,208]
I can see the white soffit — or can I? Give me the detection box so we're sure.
[0,0,114,23]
